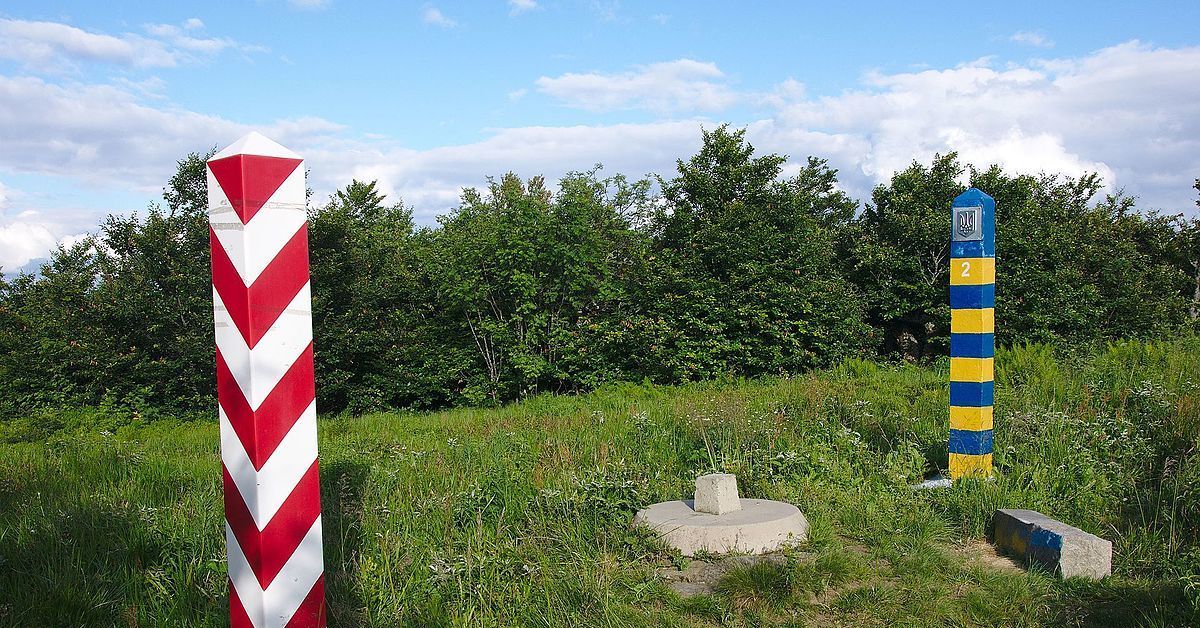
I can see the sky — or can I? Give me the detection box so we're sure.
[2,1,1199,272]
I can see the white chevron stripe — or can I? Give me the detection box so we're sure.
[213,283,313,409]
[220,401,318,527]
[227,517,324,628]
[208,165,307,286]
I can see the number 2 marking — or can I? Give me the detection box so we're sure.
[960,261,971,278]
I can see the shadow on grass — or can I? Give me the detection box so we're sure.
[0,500,225,627]
[320,459,372,627]
[1050,578,1197,627]
[922,440,949,477]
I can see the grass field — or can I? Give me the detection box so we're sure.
[1,339,1198,626]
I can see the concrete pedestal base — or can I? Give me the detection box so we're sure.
[633,499,808,556]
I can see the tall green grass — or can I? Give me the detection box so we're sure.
[1,338,1197,626]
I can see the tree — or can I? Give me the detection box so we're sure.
[847,153,963,358]
[0,240,104,416]
[163,146,216,217]
[0,150,223,418]
[850,155,1190,357]
[307,180,459,412]
[627,126,870,381]
[88,150,217,410]
[4,140,1197,421]
[1170,178,1200,320]
[429,170,647,403]
[975,168,1187,344]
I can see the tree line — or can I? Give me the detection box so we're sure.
[1,126,1198,418]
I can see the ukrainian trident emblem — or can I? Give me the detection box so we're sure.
[953,206,982,241]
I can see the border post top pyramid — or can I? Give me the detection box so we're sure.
[208,132,304,224]
[212,131,302,160]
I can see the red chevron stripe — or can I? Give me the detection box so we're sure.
[285,576,327,628]
[210,224,310,349]
[230,581,253,628]
[216,342,316,470]
[209,154,303,224]
[224,461,322,589]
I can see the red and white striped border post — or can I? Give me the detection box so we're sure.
[208,132,326,627]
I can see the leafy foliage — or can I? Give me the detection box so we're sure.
[848,153,962,357]
[429,170,648,403]
[0,150,215,417]
[849,154,1192,357]
[307,180,460,413]
[626,126,871,381]
[1,131,1197,419]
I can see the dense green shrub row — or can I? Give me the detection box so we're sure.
[1,126,1197,417]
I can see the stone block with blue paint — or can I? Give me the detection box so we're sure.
[993,509,1111,580]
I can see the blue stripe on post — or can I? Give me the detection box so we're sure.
[950,381,994,406]
[949,429,993,454]
[950,284,995,309]
[950,333,995,358]
[951,241,994,258]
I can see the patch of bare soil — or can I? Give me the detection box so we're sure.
[658,553,812,597]
[955,538,1024,573]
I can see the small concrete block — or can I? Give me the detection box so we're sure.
[993,509,1111,580]
[694,473,741,515]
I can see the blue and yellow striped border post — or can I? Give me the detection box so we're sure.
[949,188,995,479]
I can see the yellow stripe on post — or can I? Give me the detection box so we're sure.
[950,406,994,431]
[949,453,993,479]
[951,308,994,334]
[950,357,994,382]
[950,257,995,285]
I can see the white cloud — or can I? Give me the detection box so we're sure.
[0,74,343,268]
[112,75,169,99]
[288,0,330,9]
[0,219,65,270]
[764,41,1200,210]
[0,199,89,271]
[3,40,1200,268]
[422,7,458,28]
[301,121,706,217]
[509,0,538,15]
[0,18,261,72]
[536,59,739,113]
[142,22,243,56]
[0,18,176,70]
[1011,31,1054,48]
[0,75,344,192]
[318,42,1199,217]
